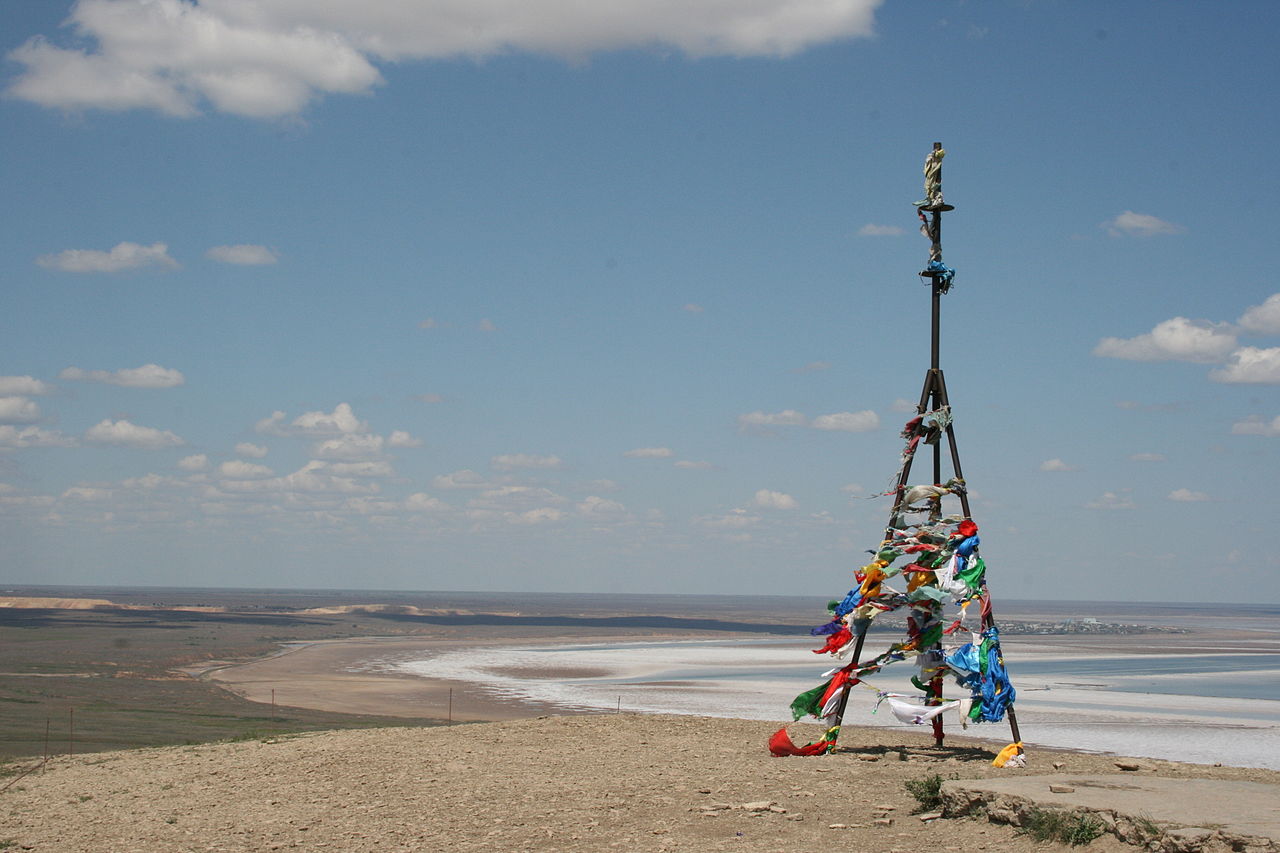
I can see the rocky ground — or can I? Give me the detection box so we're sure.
[2,714,1276,852]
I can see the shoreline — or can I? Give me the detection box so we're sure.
[201,630,1280,770]
[202,631,744,723]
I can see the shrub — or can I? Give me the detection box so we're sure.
[903,773,948,812]
[1018,807,1105,846]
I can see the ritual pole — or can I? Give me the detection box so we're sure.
[915,145,1022,754]
[922,142,953,748]
[817,143,1022,759]
[823,143,952,752]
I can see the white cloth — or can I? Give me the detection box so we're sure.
[884,695,962,726]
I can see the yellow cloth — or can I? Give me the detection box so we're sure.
[907,570,936,592]
[992,741,1023,767]
[859,564,887,597]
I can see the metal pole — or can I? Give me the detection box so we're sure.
[925,142,948,748]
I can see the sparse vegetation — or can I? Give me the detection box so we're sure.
[1017,807,1106,846]
[1130,813,1163,843]
[0,603,451,760]
[903,773,955,813]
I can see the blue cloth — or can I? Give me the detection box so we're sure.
[926,260,956,288]
[833,589,861,617]
[946,627,1016,722]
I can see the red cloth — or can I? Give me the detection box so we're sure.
[812,627,852,654]
[957,519,978,537]
[768,727,834,757]
[819,666,858,708]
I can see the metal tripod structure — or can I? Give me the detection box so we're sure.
[824,143,1022,756]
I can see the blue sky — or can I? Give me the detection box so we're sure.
[2,0,1278,602]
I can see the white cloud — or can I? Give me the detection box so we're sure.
[577,495,626,516]
[177,453,209,471]
[205,244,278,265]
[674,460,713,470]
[404,492,448,512]
[1209,347,1280,384]
[697,509,760,529]
[754,489,797,510]
[811,410,879,432]
[418,318,437,330]
[218,0,882,61]
[326,460,394,478]
[682,303,705,314]
[312,433,385,460]
[890,398,917,413]
[1085,491,1135,510]
[468,485,566,512]
[857,223,904,237]
[218,460,274,479]
[431,469,490,489]
[478,318,497,332]
[1102,211,1185,237]
[6,0,381,118]
[512,508,565,525]
[0,397,41,424]
[1168,488,1209,502]
[1039,458,1077,472]
[84,419,184,449]
[291,402,366,434]
[256,403,367,436]
[36,241,178,273]
[235,442,268,458]
[624,447,674,459]
[122,473,173,490]
[6,0,881,118]
[413,393,444,403]
[738,409,807,428]
[0,376,54,396]
[1129,452,1166,462]
[491,453,563,471]
[1239,293,1280,335]
[1231,415,1280,437]
[387,430,422,448]
[1093,317,1237,363]
[0,425,77,450]
[214,460,377,495]
[61,486,113,502]
[60,363,185,388]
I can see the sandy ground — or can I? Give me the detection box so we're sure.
[2,714,1277,853]
[201,633,723,722]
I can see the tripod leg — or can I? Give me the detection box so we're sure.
[822,632,867,753]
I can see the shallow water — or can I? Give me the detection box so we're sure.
[379,635,1280,770]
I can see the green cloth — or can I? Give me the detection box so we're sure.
[957,556,986,592]
[790,678,833,721]
[908,586,947,604]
